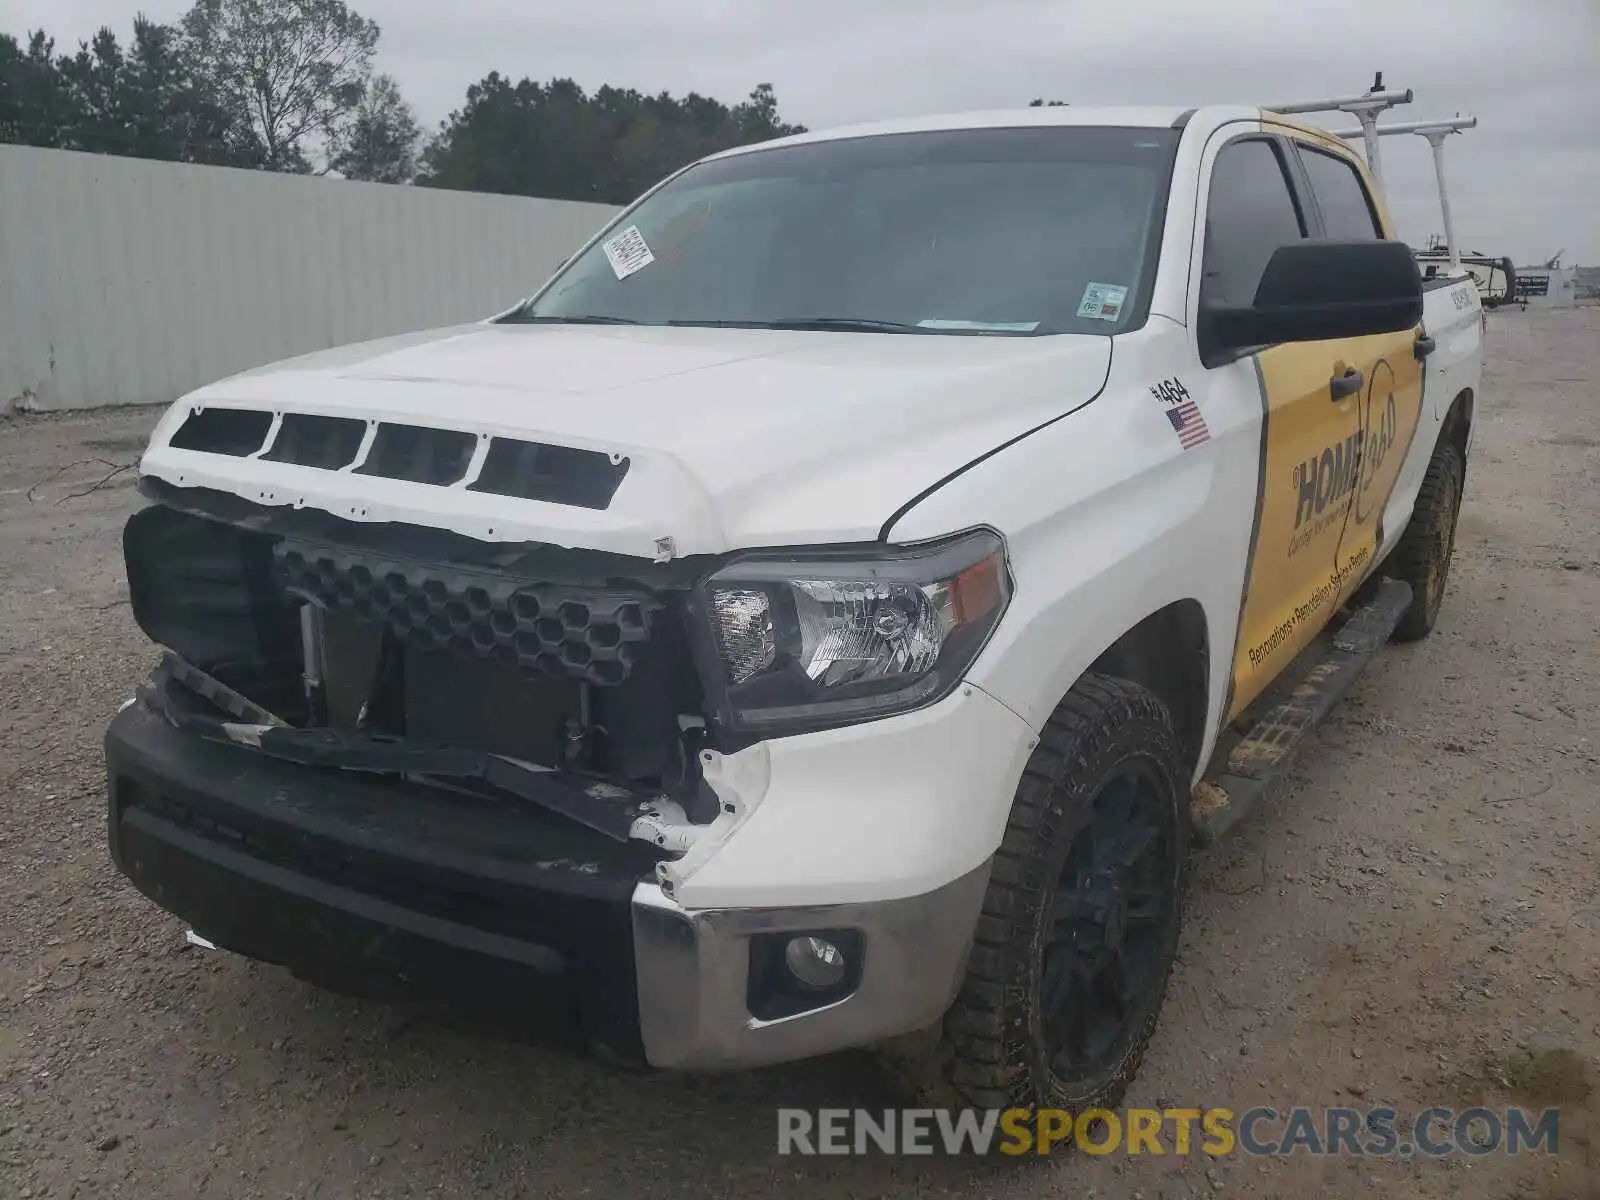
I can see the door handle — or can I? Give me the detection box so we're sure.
[1414,335,1437,360]
[1330,368,1363,401]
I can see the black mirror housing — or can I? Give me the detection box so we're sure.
[1200,240,1423,358]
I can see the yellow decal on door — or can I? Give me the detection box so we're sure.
[1227,327,1424,722]
[1286,430,1363,560]
[1227,341,1363,719]
[1335,333,1425,605]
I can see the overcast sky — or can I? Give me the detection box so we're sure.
[5,0,1596,264]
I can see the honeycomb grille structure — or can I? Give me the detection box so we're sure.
[274,541,656,687]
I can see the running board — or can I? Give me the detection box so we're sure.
[1193,578,1414,845]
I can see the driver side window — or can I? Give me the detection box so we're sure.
[1201,139,1309,309]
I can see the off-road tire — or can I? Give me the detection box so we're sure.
[1387,439,1465,642]
[880,674,1188,1116]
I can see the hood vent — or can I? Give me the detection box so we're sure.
[263,413,365,470]
[355,423,475,486]
[164,407,630,511]
[168,407,274,457]
[467,438,629,510]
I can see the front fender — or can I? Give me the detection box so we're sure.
[885,343,1260,781]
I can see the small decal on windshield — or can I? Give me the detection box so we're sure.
[1077,282,1128,321]
[602,225,655,280]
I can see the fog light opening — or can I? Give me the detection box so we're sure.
[784,935,847,990]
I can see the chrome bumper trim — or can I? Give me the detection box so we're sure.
[630,859,992,1069]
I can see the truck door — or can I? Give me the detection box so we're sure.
[1287,138,1427,606]
[1199,135,1363,721]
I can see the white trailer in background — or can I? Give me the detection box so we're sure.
[1415,238,1516,307]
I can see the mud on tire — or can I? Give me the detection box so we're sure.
[1386,439,1465,642]
[879,674,1189,1116]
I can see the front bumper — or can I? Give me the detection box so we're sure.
[632,863,989,1069]
[106,700,990,1069]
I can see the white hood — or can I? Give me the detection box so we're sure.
[142,321,1111,558]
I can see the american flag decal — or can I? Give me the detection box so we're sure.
[1165,398,1211,450]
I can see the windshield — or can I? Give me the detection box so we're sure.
[511,125,1179,336]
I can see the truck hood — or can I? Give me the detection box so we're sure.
[141,321,1111,558]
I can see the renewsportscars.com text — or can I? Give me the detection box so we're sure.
[776,1106,1561,1157]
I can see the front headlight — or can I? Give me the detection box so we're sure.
[695,529,1011,737]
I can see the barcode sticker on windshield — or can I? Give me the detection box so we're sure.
[1077,282,1128,321]
[602,225,655,280]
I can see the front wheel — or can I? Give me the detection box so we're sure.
[892,675,1189,1113]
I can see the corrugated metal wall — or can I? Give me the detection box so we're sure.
[0,145,621,411]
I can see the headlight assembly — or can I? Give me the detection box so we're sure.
[694,529,1011,738]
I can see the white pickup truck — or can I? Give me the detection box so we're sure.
[107,92,1482,1115]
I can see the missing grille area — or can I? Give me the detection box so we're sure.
[355,423,477,486]
[126,498,711,820]
[467,439,629,510]
[262,414,367,471]
[169,408,273,457]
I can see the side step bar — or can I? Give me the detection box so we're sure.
[1193,578,1414,845]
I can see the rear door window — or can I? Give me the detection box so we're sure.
[1298,146,1384,240]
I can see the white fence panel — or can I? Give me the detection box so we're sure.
[0,145,621,411]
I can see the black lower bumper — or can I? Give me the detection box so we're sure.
[106,701,658,1058]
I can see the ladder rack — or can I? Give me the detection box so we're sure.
[1264,79,1413,192]
[1264,75,1477,274]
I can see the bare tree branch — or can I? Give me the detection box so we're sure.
[26,457,127,503]
[54,462,137,504]
[181,0,377,170]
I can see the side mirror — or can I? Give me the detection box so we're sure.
[1200,240,1423,360]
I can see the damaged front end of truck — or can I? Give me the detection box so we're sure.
[122,399,733,837]
[108,403,748,1059]
[106,386,1014,1069]
[124,485,722,854]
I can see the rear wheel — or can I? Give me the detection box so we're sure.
[882,675,1188,1114]
[1387,439,1465,642]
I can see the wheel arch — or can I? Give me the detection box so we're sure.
[1442,387,1474,458]
[1082,598,1211,780]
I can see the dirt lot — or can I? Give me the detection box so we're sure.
[1,308,1597,1199]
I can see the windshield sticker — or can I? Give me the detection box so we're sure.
[601,225,655,280]
[1077,282,1128,321]
[916,319,1041,333]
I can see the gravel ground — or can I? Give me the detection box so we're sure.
[1,308,1597,1200]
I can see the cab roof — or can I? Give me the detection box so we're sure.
[702,103,1272,162]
